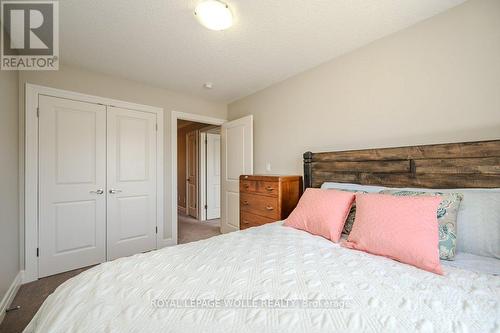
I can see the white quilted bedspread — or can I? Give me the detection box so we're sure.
[25,223,499,333]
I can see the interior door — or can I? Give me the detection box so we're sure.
[38,95,106,277]
[206,133,221,220]
[106,106,157,260]
[221,116,253,233]
[186,130,198,218]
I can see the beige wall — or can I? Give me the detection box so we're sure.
[0,70,19,301]
[18,65,227,263]
[229,0,500,176]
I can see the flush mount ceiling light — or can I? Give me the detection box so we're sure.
[194,0,233,31]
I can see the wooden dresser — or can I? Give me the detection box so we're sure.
[239,175,303,230]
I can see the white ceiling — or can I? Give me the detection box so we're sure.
[60,0,466,103]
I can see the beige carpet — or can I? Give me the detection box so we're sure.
[0,215,221,333]
[0,266,92,333]
[178,214,221,244]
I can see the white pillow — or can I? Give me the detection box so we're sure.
[441,252,500,275]
[393,187,500,259]
[320,182,387,193]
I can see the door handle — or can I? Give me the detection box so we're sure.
[109,189,122,194]
[90,189,104,194]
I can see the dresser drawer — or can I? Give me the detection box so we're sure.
[240,180,256,193]
[240,193,279,219]
[255,181,279,197]
[240,180,279,197]
[240,211,275,230]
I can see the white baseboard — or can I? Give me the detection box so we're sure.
[0,270,23,325]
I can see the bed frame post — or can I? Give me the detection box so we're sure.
[303,151,313,189]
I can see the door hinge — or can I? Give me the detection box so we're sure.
[36,248,39,257]
[155,226,158,234]
[204,204,207,209]
[155,123,158,131]
[36,107,40,117]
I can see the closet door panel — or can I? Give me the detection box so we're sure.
[107,106,157,260]
[38,95,106,278]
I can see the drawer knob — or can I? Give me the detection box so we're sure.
[265,206,274,211]
[244,184,249,188]
[242,220,249,225]
[265,186,274,191]
[243,200,249,205]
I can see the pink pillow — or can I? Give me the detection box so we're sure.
[284,188,354,242]
[342,193,443,274]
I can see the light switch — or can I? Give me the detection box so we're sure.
[265,162,272,172]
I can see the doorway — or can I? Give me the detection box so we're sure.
[177,119,221,243]
[170,111,252,247]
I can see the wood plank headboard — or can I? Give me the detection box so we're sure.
[303,140,500,189]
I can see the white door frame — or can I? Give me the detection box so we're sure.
[171,111,226,241]
[24,83,164,283]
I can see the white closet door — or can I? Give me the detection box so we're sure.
[106,106,157,260]
[206,133,221,220]
[39,95,106,278]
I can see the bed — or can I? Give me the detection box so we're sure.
[25,140,500,333]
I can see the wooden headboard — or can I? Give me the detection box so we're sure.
[303,140,500,189]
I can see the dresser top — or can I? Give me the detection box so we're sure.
[240,175,302,182]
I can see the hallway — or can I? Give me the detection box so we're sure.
[178,214,221,244]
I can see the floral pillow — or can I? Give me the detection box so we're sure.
[379,189,463,260]
[335,189,368,235]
